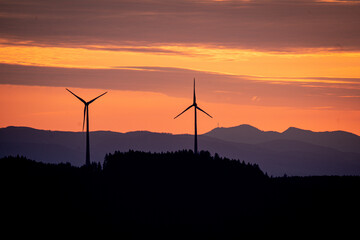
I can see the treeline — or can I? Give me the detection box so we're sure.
[1,151,360,238]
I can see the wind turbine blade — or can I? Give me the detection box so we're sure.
[174,104,194,119]
[193,78,196,104]
[196,106,212,118]
[66,88,86,104]
[82,105,87,131]
[88,91,108,104]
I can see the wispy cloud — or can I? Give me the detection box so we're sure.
[1,63,359,110]
[1,0,360,51]
[339,95,360,98]
[256,76,360,86]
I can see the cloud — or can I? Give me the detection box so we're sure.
[1,0,360,51]
[1,63,359,110]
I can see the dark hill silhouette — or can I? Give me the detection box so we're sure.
[1,154,359,238]
[204,124,281,144]
[1,126,360,176]
[205,124,360,153]
[282,127,360,153]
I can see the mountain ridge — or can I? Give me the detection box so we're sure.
[205,124,360,154]
[1,125,360,176]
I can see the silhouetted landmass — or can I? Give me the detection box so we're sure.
[1,126,360,176]
[1,152,359,238]
[205,124,360,153]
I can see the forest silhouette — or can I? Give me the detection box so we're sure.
[1,151,360,238]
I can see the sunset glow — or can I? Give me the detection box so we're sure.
[0,0,359,135]
[1,42,360,78]
[1,85,359,135]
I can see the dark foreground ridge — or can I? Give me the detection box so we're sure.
[1,151,359,238]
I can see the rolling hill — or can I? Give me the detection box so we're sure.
[205,124,360,153]
[1,125,360,176]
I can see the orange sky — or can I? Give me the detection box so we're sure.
[0,84,359,135]
[0,0,359,135]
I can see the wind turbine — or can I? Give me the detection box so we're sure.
[174,78,212,154]
[66,88,107,166]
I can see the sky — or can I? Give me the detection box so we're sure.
[0,0,360,135]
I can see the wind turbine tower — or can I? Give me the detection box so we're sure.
[66,88,107,166]
[174,78,212,154]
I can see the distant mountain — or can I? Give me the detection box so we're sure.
[205,124,360,153]
[1,125,360,176]
[0,126,193,166]
[204,124,281,144]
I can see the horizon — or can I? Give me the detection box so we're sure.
[1,84,359,135]
[1,1,359,135]
[2,122,359,137]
